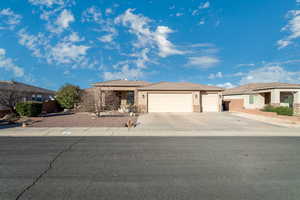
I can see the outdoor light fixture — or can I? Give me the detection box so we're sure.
[195,94,198,99]
[142,94,145,99]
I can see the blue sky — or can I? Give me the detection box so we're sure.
[1,0,300,90]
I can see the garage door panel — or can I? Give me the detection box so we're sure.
[148,94,193,112]
[202,94,219,112]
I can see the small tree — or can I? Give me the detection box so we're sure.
[0,88,24,112]
[56,84,81,109]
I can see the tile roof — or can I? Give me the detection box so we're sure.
[0,81,55,94]
[138,82,224,91]
[223,82,300,95]
[93,80,150,87]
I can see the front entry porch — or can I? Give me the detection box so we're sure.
[101,90,137,113]
[257,89,300,116]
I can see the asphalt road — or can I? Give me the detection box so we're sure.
[1,137,300,200]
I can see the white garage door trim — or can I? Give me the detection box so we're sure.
[148,93,193,113]
[202,93,219,112]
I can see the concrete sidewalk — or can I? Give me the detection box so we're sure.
[1,126,300,137]
[231,112,300,128]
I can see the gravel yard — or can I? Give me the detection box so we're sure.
[27,112,137,127]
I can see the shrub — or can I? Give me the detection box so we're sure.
[262,105,275,112]
[56,84,81,109]
[16,101,43,117]
[274,106,293,116]
[262,105,293,116]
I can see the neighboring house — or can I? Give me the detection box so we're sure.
[223,82,300,115]
[0,81,55,112]
[92,80,224,113]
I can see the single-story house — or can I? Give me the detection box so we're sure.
[92,80,224,113]
[222,82,300,115]
[0,81,55,115]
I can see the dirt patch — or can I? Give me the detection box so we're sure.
[28,112,138,127]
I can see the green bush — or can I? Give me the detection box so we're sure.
[262,105,293,116]
[275,106,293,116]
[56,84,81,109]
[262,105,275,112]
[16,101,43,117]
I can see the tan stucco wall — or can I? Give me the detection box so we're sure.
[223,94,265,109]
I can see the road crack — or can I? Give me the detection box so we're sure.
[15,137,85,200]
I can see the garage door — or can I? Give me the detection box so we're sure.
[148,94,193,112]
[202,93,219,112]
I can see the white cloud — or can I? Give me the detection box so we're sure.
[154,26,184,57]
[81,6,102,23]
[105,8,113,15]
[82,6,118,46]
[18,29,49,58]
[0,8,22,30]
[45,9,75,33]
[28,0,66,7]
[115,9,183,57]
[48,9,74,33]
[57,9,74,28]
[192,1,210,16]
[240,66,300,84]
[217,82,235,89]
[199,19,205,25]
[131,48,150,69]
[186,56,220,69]
[18,29,92,68]
[237,63,255,67]
[66,32,84,42]
[50,42,90,64]
[103,65,144,80]
[208,71,223,79]
[200,1,210,9]
[115,8,152,48]
[277,10,300,49]
[0,48,24,77]
[98,34,114,43]
[175,13,184,17]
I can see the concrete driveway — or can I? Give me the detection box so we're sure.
[137,112,282,131]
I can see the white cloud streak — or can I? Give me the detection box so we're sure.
[28,0,66,7]
[0,48,24,77]
[217,82,235,89]
[115,9,183,57]
[240,66,300,84]
[103,65,144,80]
[0,8,22,30]
[186,56,220,69]
[277,10,300,49]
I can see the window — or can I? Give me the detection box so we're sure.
[36,94,43,102]
[127,91,134,105]
[249,95,254,104]
[31,94,36,101]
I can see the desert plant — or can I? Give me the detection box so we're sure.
[262,105,293,116]
[56,84,81,109]
[15,101,43,117]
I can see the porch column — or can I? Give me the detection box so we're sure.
[134,89,138,106]
[270,89,280,107]
[294,91,300,116]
